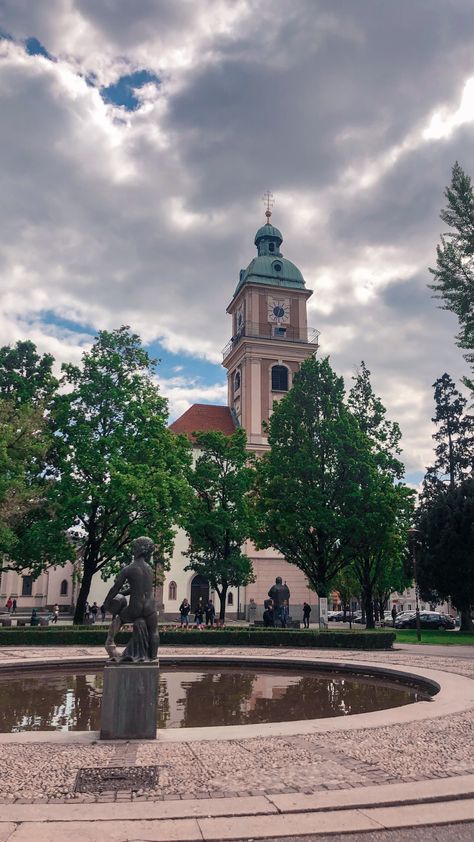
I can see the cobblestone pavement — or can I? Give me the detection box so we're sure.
[0,645,473,804]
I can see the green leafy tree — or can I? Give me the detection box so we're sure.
[51,326,191,624]
[350,471,414,628]
[348,362,414,627]
[0,342,68,573]
[429,162,474,384]
[422,373,473,499]
[182,428,255,622]
[418,479,474,631]
[252,356,377,598]
[0,340,57,406]
[348,361,404,479]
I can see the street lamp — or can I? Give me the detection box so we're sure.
[408,527,421,643]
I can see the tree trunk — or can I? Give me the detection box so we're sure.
[218,583,228,622]
[460,606,474,632]
[73,560,96,625]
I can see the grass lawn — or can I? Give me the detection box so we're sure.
[395,629,474,645]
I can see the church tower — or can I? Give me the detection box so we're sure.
[223,201,318,452]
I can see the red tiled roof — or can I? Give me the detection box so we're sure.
[169,404,236,441]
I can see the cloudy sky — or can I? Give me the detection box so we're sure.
[1,0,474,484]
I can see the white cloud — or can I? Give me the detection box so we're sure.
[1,0,474,480]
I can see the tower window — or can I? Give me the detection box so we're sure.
[234,370,241,391]
[269,242,275,252]
[271,365,289,392]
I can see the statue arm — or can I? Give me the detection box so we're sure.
[104,569,128,609]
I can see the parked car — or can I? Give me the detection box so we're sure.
[327,611,342,622]
[395,611,455,630]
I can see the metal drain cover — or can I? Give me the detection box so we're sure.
[75,765,159,793]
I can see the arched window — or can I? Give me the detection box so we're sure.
[271,365,289,392]
[168,581,177,601]
[234,370,241,391]
[227,592,234,606]
[60,579,68,596]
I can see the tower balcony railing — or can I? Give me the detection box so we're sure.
[222,321,320,359]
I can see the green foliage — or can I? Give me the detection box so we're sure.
[0,341,68,570]
[50,326,191,623]
[182,428,255,620]
[429,162,474,380]
[422,373,473,498]
[348,363,414,626]
[0,627,396,649]
[0,340,57,406]
[418,479,474,630]
[252,356,380,597]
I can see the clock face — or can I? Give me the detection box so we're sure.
[267,297,290,324]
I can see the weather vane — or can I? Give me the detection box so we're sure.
[262,190,274,222]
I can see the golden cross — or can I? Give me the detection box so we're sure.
[262,190,274,221]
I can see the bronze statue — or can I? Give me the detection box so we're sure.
[103,536,159,663]
[268,576,290,627]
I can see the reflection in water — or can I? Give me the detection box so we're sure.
[0,667,430,733]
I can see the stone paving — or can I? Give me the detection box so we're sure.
[0,645,474,805]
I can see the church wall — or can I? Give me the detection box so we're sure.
[0,561,75,613]
[245,555,317,621]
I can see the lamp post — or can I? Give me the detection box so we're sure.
[408,527,421,643]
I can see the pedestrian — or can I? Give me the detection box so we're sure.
[263,599,274,627]
[303,602,311,628]
[11,598,16,615]
[51,603,59,624]
[205,600,215,627]
[391,605,397,628]
[179,598,191,627]
[90,602,98,624]
[100,604,106,622]
[282,599,289,628]
[6,597,12,613]
[194,599,204,627]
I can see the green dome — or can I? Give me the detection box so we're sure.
[254,223,283,245]
[235,255,305,294]
[234,218,306,296]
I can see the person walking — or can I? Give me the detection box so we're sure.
[90,602,98,624]
[391,605,397,628]
[205,600,215,627]
[100,604,106,622]
[303,602,311,628]
[282,599,289,628]
[51,604,59,624]
[179,598,191,628]
[194,598,204,627]
[11,598,17,615]
[263,599,274,627]
[6,597,12,613]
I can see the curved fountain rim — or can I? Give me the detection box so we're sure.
[1,651,474,744]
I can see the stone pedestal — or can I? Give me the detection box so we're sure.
[100,663,159,740]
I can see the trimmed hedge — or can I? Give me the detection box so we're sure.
[0,627,395,649]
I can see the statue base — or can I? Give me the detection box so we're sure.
[100,662,159,740]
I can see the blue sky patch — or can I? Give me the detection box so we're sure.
[25,37,54,60]
[101,70,160,110]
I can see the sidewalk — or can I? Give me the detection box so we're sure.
[2,774,474,840]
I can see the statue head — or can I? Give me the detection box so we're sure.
[275,576,283,585]
[133,536,155,563]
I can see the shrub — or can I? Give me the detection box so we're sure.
[0,627,395,649]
